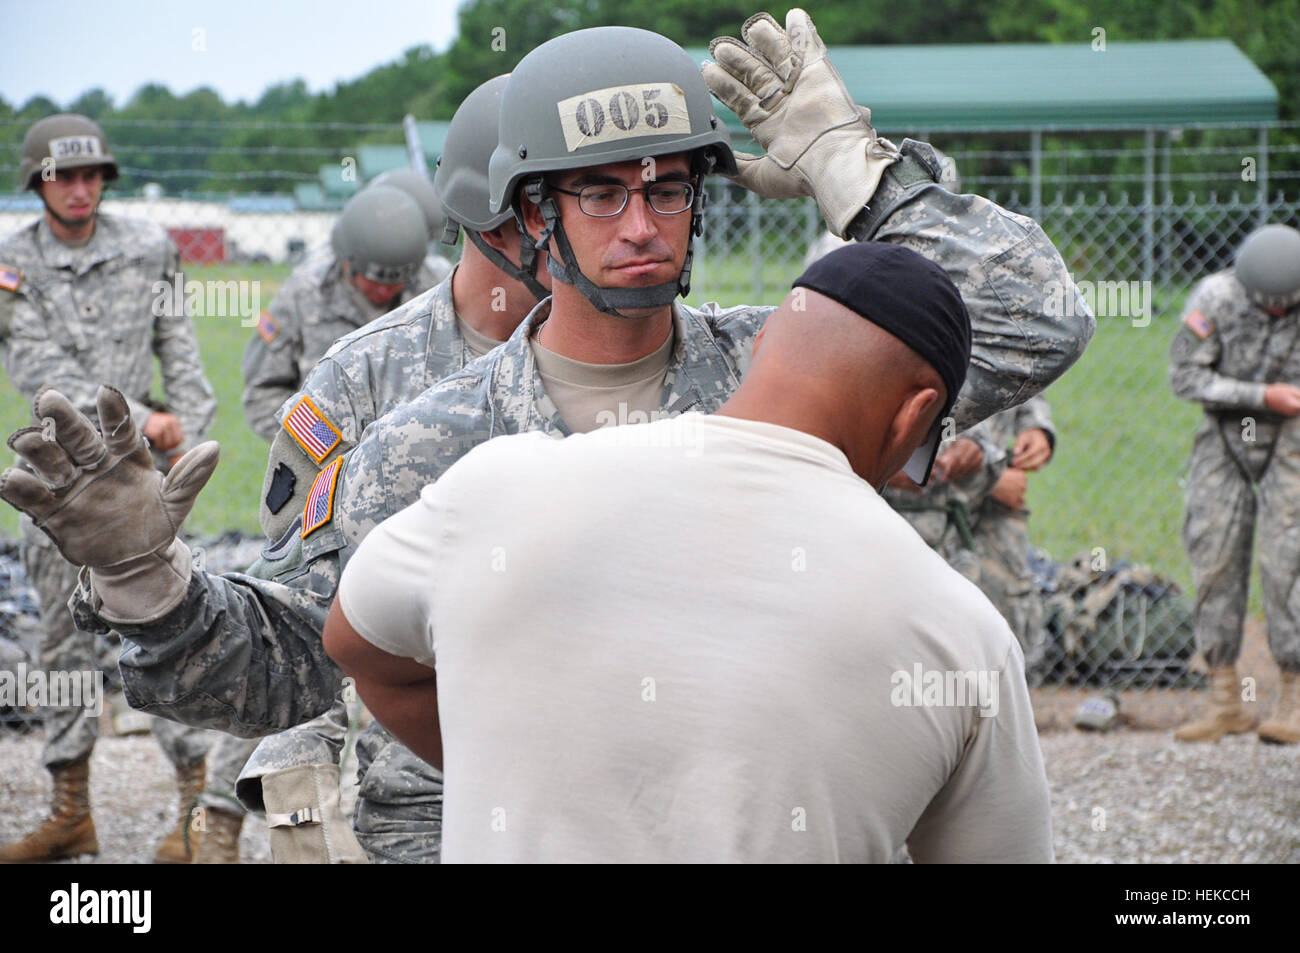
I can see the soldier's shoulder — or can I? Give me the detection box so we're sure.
[323,283,441,361]
[0,220,42,268]
[97,213,173,255]
[1188,270,1245,313]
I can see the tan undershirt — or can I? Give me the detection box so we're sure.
[531,326,674,433]
[457,314,505,358]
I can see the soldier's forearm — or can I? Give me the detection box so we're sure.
[1172,370,1268,413]
[76,568,344,737]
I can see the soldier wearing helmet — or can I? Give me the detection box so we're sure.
[0,114,219,863]
[1170,222,1300,745]
[4,10,1092,847]
[224,75,551,865]
[239,183,450,441]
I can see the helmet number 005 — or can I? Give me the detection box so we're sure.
[48,136,103,160]
[557,84,690,153]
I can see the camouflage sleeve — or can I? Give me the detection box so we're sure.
[953,419,1008,506]
[851,142,1095,431]
[1169,282,1268,412]
[240,288,303,441]
[71,540,346,736]
[1013,395,1056,447]
[0,286,152,424]
[153,243,217,448]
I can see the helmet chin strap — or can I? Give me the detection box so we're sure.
[462,222,549,302]
[41,193,100,233]
[525,171,710,320]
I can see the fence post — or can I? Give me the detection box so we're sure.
[1143,127,1155,285]
[1030,130,1042,223]
[1257,125,1270,227]
[748,187,761,302]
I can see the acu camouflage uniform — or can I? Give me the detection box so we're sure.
[240,271,477,863]
[73,154,1094,864]
[1169,269,1300,673]
[968,396,1055,666]
[882,420,1008,583]
[0,213,217,770]
[240,251,451,440]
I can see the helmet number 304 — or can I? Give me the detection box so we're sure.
[558,84,690,152]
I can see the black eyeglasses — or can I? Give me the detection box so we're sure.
[548,181,695,217]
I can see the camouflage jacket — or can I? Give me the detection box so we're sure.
[256,273,474,540]
[1169,269,1300,425]
[0,214,216,454]
[87,167,1095,735]
[240,250,452,440]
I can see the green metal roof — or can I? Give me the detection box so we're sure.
[357,144,415,179]
[413,121,452,159]
[685,40,1277,133]
[317,163,360,197]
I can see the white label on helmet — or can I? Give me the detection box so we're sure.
[557,83,691,152]
[48,136,103,160]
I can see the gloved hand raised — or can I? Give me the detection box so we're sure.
[703,8,901,237]
[0,385,219,624]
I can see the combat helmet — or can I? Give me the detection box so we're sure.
[433,75,547,301]
[371,167,445,243]
[18,114,119,190]
[335,184,427,285]
[1235,224,1300,311]
[487,27,736,316]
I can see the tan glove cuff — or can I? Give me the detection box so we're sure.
[816,136,900,238]
[88,537,193,625]
[262,763,370,864]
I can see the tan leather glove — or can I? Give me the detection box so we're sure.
[703,8,900,237]
[0,385,219,624]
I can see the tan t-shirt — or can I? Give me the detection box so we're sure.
[339,414,1054,864]
[530,327,674,433]
[457,314,505,359]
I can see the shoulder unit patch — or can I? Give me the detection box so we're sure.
[257,310,278,343]
[0,264,22,292]
[1184,309,1213,340]
[283,395,342,465]
[302,457,344,538]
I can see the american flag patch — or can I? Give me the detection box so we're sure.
[302,457,343,538]
[0,264,22,292]
[1185,309,1213,339]
[257,310,278,343]
[282,395,342,465]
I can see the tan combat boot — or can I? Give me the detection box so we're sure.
[153,759,206,864]
[1174,666,1258,742]
[191,808,243,864]
[1257,672,1300,744]
[0,758,98,862]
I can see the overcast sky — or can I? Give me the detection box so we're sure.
[2,0,462,108]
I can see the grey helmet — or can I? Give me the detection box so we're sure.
[371,167,445,243]
[433,74,547,301]
[487,26,736,317]
[19,113,119,191]
[1235,224,1300,311]
[336,184,427,285]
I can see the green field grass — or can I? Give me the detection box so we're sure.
[0,256,1235,601]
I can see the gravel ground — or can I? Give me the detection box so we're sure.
[2,725,1296,863]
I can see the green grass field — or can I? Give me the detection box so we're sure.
[0,256,1222,599]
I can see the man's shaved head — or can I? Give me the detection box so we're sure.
[715,242,969,490]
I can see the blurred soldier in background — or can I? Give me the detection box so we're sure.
[1170,223,1300,744]
[240,182,446,440]
[0,114,219,863]
[237,75,549,863]
[970,397,1055,670]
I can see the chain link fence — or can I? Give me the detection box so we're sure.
[3,118,1299,719]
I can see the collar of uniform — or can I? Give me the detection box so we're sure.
[482,299,738,439]
[35,213,119,274]
[423,267,466,378]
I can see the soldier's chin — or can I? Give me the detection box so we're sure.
[45,204,97,230]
